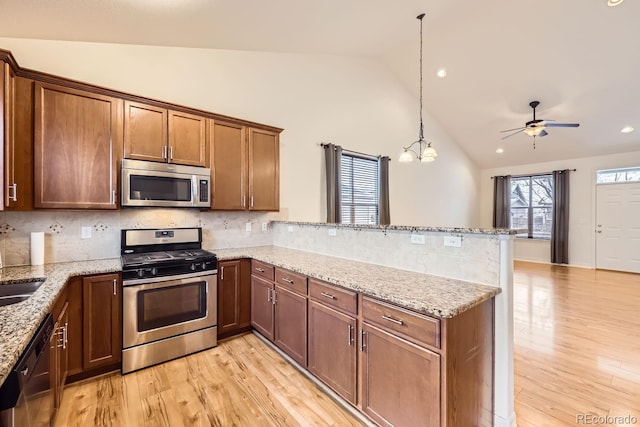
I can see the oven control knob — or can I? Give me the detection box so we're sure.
[191,263,197,271]
[201,262,207,270]
[151,268,158,276]
[138,269,145,278]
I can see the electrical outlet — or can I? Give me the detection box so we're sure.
[410,234,425,245]
[328,228,337,236]
[444,236,462,247]
[245,222,252,232]
[81,226,92,239]
[261,222,268,232]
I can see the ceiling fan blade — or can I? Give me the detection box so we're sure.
[501,129,525,140]
[538,129,548,137]
[500,126,526,133]
[545,123,580,128]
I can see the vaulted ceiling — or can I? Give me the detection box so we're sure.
[1,0,639,168]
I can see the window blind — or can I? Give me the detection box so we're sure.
[340,153,379,224]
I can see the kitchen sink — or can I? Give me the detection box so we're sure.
[0,280,45,307]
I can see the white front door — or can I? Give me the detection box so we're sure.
[596,182,640,273]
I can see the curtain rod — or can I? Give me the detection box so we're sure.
[491,169,576,179]
[320,143,389,161]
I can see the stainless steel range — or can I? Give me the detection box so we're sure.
[120,227,217,374]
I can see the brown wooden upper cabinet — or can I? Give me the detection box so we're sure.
[211,120,279,211]
[124,100,207,167]
[34,82,122,209]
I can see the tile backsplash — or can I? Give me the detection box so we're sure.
[0,209,287,267]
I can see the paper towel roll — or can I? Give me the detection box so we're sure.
[30,232,45,266]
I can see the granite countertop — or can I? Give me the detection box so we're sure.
[0,246,501,389]
[0,259,122,388]
[215,246,501,318]
[271,220,519,235]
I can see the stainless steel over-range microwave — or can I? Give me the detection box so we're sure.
[121,159,211,208]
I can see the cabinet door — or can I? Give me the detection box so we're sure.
[248,128,279,211]
[82,274,122,370]
[54,301,69,409]
[308,301,357,404]
[168,110,207,166]
[210,120,247,210]
[123,100,167,162]
[250,275,274,341]
[218,259,251,338]
[34,83,121,209]
[5,76,34,210]
[1,62,11,209]
[361,323,441,427]
[274,284,307,366]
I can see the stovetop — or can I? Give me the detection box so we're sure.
[122,249,215,267]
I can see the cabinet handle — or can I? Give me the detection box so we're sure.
[8,183,17,202]
[255,267,265,273]
[360,330,366,352]
[348,324,354,347]
[20,367,28,377]
[267,288,271,302]
[220,266,224,280]
[281,278,294,284]
[113,279,117,296]
[169,146,174,160]
[242,195,246,207]
[381,315,404,326]
[63,323,68,350]
[320,292,336,300]
[272,289,277,305]
[250,195,254,208]
[111,190,117,205]
[162,145,167,159]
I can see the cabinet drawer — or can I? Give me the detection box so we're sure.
[275,268,307,295]
[309,279,357,315]
[251,260,275,281]
[362,297,440,348]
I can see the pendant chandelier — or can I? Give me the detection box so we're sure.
[399,13,438,163]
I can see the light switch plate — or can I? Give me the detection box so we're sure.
[328,228,337,236]
[410,234,425,245]
[444,236,462,247]
[81,226,92,239]
[245,222,252,232]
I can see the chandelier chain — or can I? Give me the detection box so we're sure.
[418,13,424,142]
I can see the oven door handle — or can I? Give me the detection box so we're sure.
[123,273,216,291]
[123,271,217,287]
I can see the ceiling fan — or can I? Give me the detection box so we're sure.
[500,101,580,148]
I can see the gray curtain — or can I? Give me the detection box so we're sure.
[551,169,570,264]
[324,143,342,223]
[492,175,511,228]
[378,156,390,225]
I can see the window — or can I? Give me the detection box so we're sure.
[510,175,553,239]
[340,152,379,224]
[596,167,640,184]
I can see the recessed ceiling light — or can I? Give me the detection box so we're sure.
[607,0,624,6]
[496,148,504,154]
[621,126,634,133]
[436,68,447,78]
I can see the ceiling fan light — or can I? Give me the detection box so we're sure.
[399,150,414,163]
[524,126,545,137]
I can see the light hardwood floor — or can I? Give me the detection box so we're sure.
[514,262,640,426]
[54,334,363,427]
[56,263,640,427]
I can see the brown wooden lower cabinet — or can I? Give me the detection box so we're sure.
[50,289,69,410]
[307,300,357,404]
[250,274,275,341]
[82,273,122,370]
[273,284,307,366]
[217,259,251,339]
[361,323,441,427]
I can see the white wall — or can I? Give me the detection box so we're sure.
[0,38,480,228]
[479,150,640,267]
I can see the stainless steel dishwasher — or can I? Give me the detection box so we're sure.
[0,314,54,427]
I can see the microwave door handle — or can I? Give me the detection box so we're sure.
[192,177,198,206]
